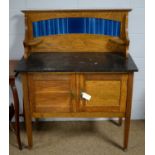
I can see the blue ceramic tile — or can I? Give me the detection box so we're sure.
[32,17,121,38]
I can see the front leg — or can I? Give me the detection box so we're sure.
[123,73,134,151]
[124,116,131,151]
[22,74,33,149]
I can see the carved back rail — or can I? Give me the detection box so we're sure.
[22,9,131,58]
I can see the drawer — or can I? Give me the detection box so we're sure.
[28,73,76,113]
[79,73,128,112]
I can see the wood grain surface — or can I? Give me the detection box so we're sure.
[23,10,130,58]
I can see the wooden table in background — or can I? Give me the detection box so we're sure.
[9,60,22,150]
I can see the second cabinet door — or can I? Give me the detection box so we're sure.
[79,73,128,112]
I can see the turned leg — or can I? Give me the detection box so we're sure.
[10,79,22,150]
[124,116,131,151]
[23,103,32,149]
[123,73,134,151]
[22,74,33,149]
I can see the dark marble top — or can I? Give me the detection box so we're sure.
[15,52,138,73]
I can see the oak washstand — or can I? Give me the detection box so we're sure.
[15,9,138,150]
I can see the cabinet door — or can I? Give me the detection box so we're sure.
[79,73,128,112]
[28,73,76,114]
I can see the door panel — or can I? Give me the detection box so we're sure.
[79,73,128,112]
[28,73,76,113]
[86,80,121,106]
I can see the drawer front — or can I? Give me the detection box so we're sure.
[28,73,76,113]
[79,73,128,112]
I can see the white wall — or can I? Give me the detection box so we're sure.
[9,0,145,119]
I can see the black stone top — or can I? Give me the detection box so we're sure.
[15,52,138,73]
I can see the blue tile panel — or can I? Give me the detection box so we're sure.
[32,17,121,38]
